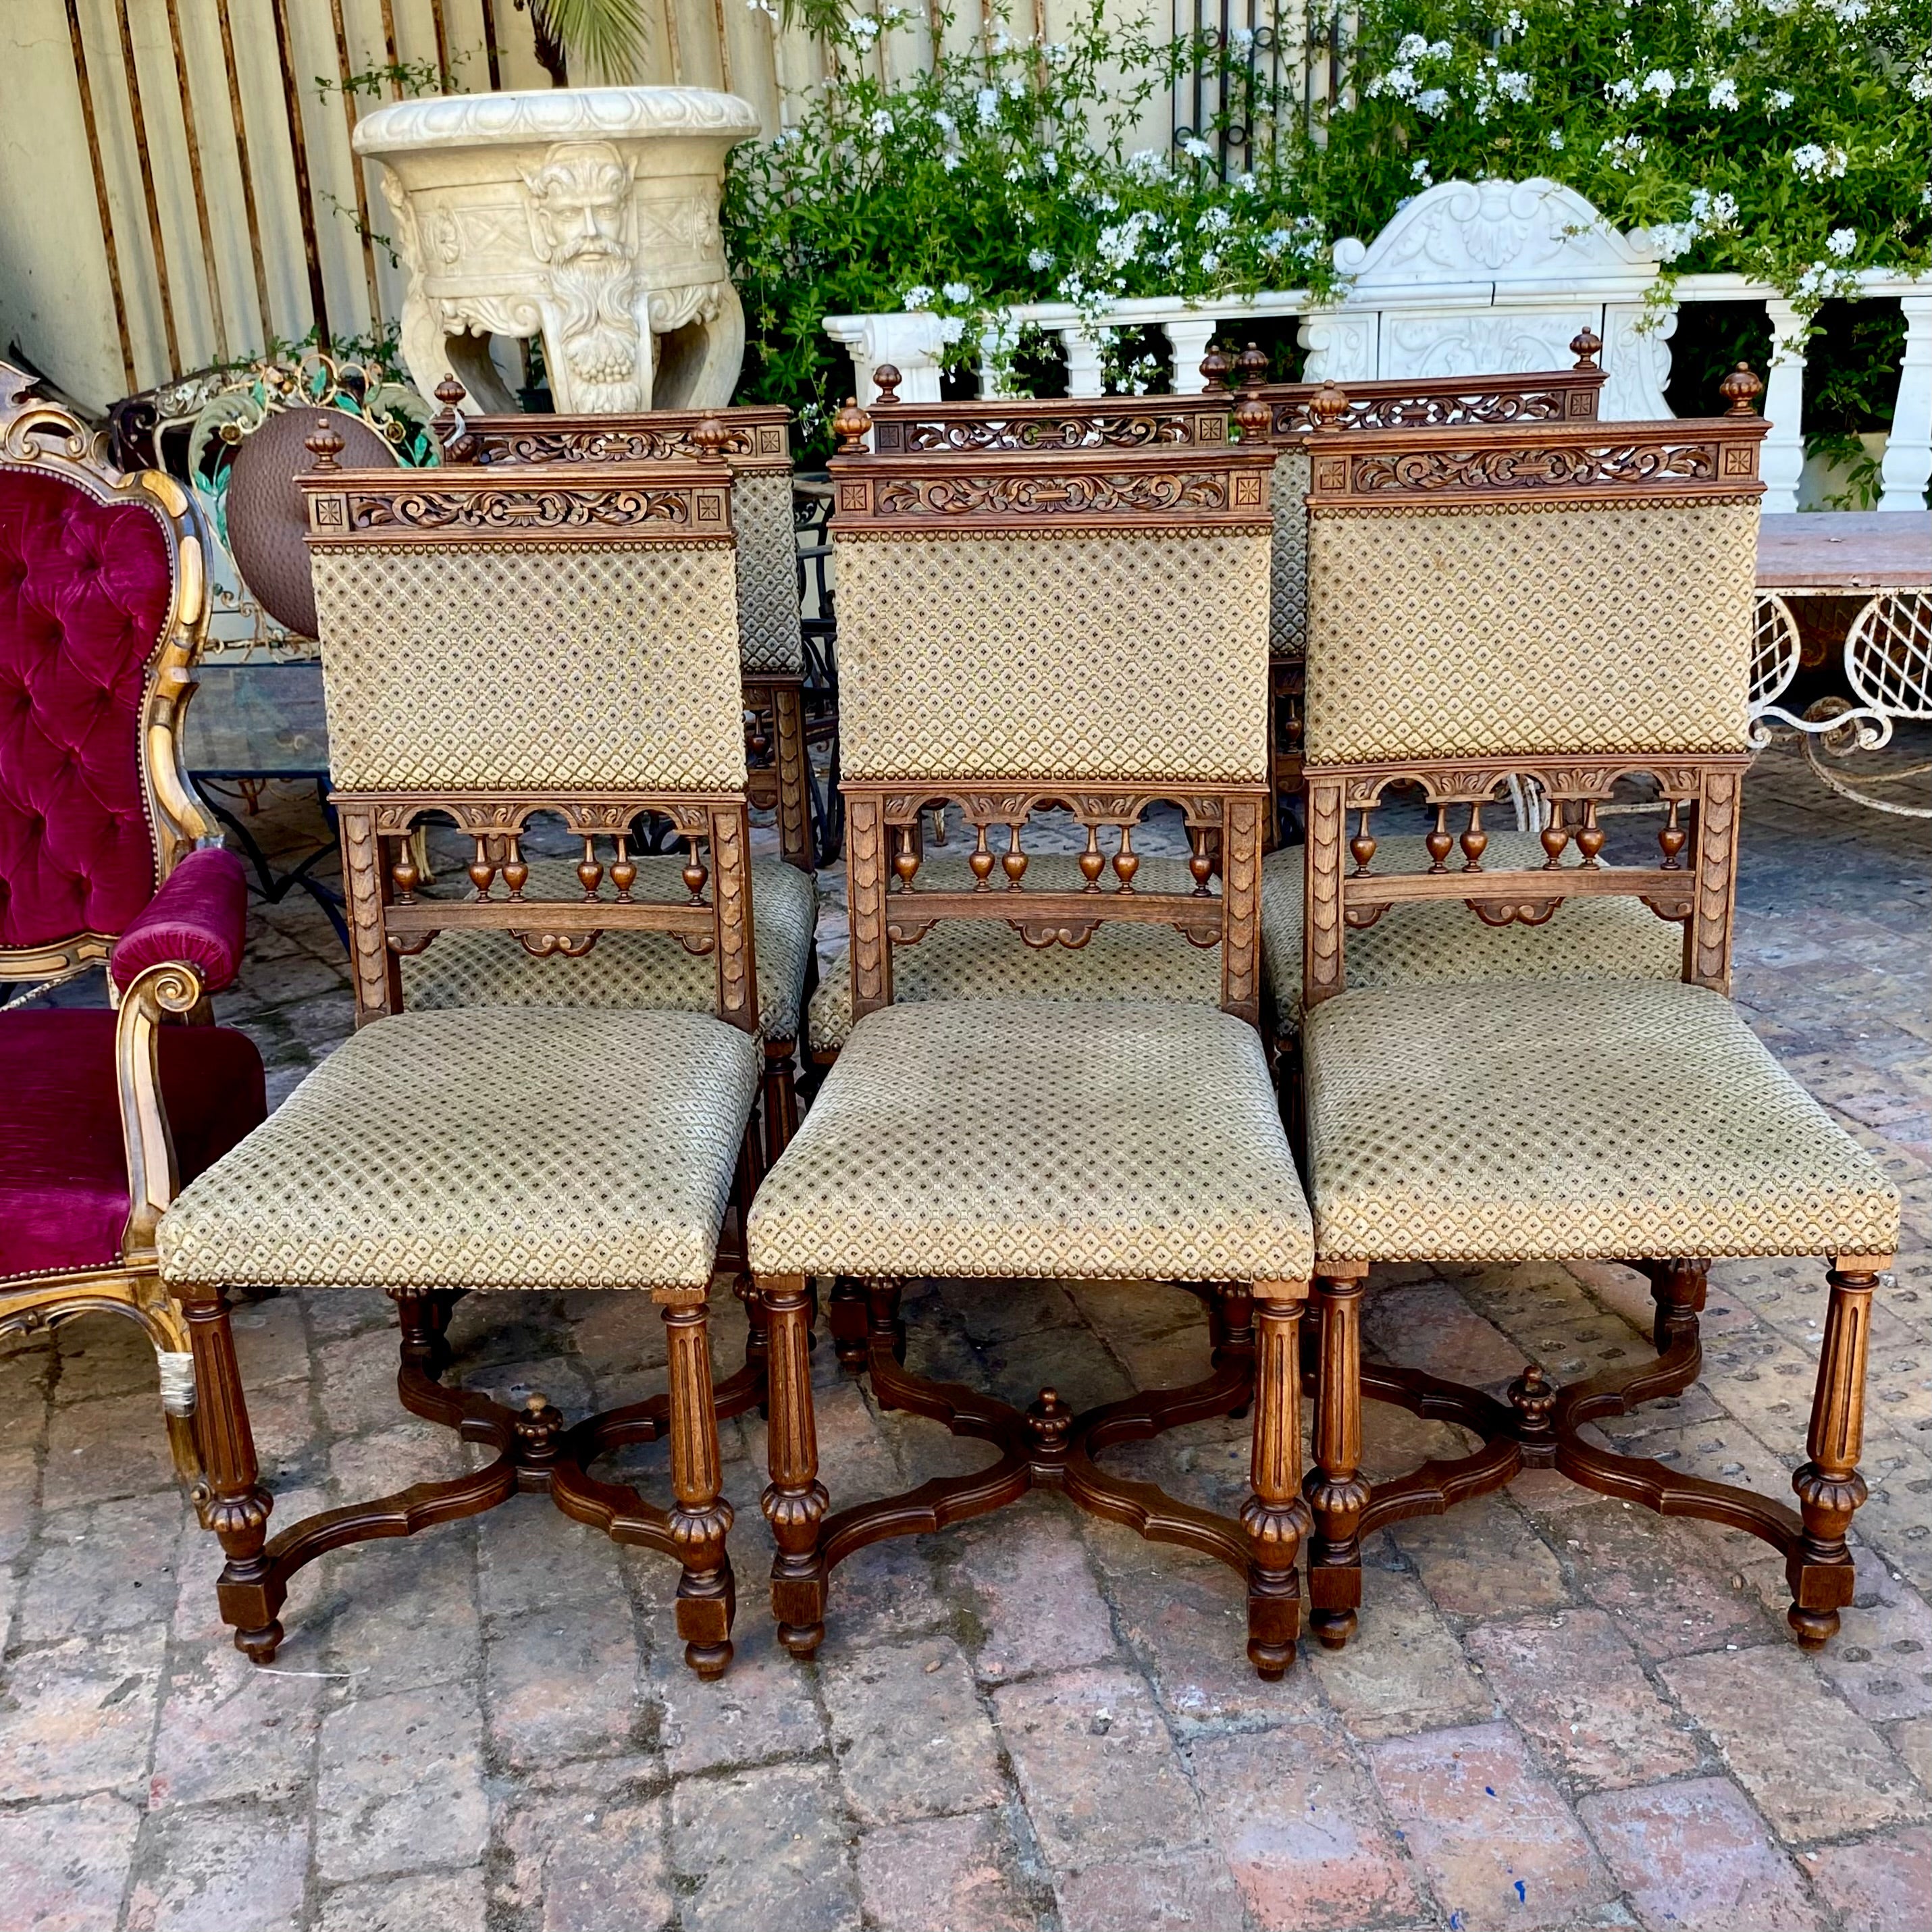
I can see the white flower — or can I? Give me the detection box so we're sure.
[1790,142,1848,179]
[1003,77,1026,99]
[1003,163,1025,184]
[1261,228,1293,253]
[1395,32,1428,61]
[1026,248,1055,272]
[1199,250,1220,272]
[1125,149,1170,180]
[941,281,971,303]
[937,316,965,344]
[1602,133,1648,169]
[1041,151,1058,176]
[1708,78,1739,110]
[1706,0,1735,24]
[1426,39,1453,59]
[1097,212,1153,269]
[941,152,960,173]
[974,86,999,126]
[901,284,935,310]
[1369,66,1419,101]
[1496,70,1533,103]
[1547,128,1565,149]
[1826,226,1858,257]
[1606,76,1639,105]
[932,109,956,136]
[1411,157,1433,182]
[1907,72,1932,102]
[1642,69,1676,99]
[1828,0,1869,20]
[1766,88,1794,111]
[848,14,879,43]
[1197,205,1232,233]
[1416,88,1448,115]
[1506,8,1527,30]
[1231,26,1254,51]
[1689,188,1740,229]
[867,109,895,138]
[1180,136,1215,161]
[1233,171,1257,192]
[1650,220,1696,260]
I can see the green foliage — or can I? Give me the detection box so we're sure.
[529,0,652,82]
[724,1,1932,456]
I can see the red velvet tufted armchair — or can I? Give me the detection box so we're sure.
[0,365,265,1488]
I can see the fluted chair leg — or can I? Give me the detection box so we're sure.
[760,1273,829,1658]
[662,1297,735,1678]
[1243,1286,1312,1680]
[1305,1266,1371,1650]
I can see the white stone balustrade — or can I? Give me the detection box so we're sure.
[826,178,1931,515]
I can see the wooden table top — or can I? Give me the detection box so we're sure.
[1757,513,1931,594]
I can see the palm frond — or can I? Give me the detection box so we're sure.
[535,0,652,84]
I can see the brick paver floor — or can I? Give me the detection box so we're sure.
[1,735,1926,1931]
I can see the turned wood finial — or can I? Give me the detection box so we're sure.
[1236,341,1270,389]
[1199,345,1233,394]
[833,396,872,452]
[691,415,730,463]
[434,376,467,411]
[1720,362,1765,415]
[1232,342,1271,438]
[1571,327,1602,370]
[872,363,902,404]
[1308,380,1351,433]
[305,415,345,469]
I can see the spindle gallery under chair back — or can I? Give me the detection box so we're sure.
[744,410,1320,1682]
[157,427,775,1679]
[1289,388,1901,1658]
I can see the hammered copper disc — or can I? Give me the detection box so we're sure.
[225,407,398,638]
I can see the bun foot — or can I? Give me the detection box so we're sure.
[236,1621,284,1665]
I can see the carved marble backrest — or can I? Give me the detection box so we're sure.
[1299,411,1769,1012]
[826,417,1277,1024]
[446,402,803,676]
[298,437,759,1033]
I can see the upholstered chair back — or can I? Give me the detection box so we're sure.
[299,426,760,1033]
[0,368,211,974]
[826,409,1277,1024]
[1298,403,1769,1014]
[442,398,804,679]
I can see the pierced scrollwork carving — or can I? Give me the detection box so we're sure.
[1012,919,1101,949]
[1349,440,1721,495]
[1467,897,1561,926]
[874,469,1234,519]
[337,482,725,535]
[513,929,602,958]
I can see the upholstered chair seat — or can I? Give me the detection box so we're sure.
[1259,830,1683,1034]
[1304,981,1898,1264]
[161,1007,760,1294]
[1,1007,263,1279]
[806,854,1218,1055]
[752,999,1313,1284]
[402,854,818,1043]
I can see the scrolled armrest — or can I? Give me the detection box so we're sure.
[110,845,249,997]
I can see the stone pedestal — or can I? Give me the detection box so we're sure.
[355,87,760,414]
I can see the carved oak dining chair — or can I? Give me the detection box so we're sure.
[0,365,264,1488]
[417,394,818,1157]
[1293,400,1900,1655]
[746,414,1320,1677]
[158,436,765,1675]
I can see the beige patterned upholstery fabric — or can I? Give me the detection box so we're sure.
[159,1008,761,1292]
[1304,501,1757,762]
[835,530,1270,781]
[402,856,817,1042]
[750,999,1313,1282]
[311,544,746,791]
[807,855,1218,1053]
[1305,980,1899,1263]
[1270,446,1311,658]
[1259,831,1683,1033]
[733,469,806,675]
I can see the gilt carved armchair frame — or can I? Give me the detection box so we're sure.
[434,390,814,873]
[1293,398,1895,1656]
[0,367,240,1486]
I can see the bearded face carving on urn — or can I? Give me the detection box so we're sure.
[355,88,759,415]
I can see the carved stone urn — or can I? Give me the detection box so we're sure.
[355,87,760,414]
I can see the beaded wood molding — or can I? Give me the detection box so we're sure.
[828,440,1276,534]
[439,390,793,474]
[1304,413,1769,511]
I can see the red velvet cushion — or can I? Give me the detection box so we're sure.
[0,469,172,949]
[0,1008,265,1280]
[111,845,250,995]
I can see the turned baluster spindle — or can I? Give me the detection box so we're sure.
[895,825,920,887]
[468,837,497,899]
[1002,821,1028,887]
[1114,821,1139,891]
[969,823,995,889]
[1189,826,1214,895]
[1080,823,1105,890]
[609,835,637,900]
[501,833,528,900]
[1425,804,1453,872]
[1659,798,1688,869]
[1541,799,1570,868]
[1460,802,1487,872]
[1577,800,1606,867]
[1349,809,1376,877]
[577,836,604,897]
[683,840,710,903]
[390,838,420,903]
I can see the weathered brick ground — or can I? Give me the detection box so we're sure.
[1,737,1926,1932]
